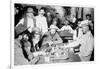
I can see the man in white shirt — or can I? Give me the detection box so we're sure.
[35,8,48,35]
[61,20,73,33]
[49,18,60,31]
[66,24,94,61]
[16,7,36,34]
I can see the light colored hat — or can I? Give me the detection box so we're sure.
[48,25,58,30]
[27,7,34,13]
[79,23,89,29]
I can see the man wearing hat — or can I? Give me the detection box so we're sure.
[15,7,36,36]
[41,26,63,50]
[66,24,94,61]
[35,8,48,35]
[31,27,41,52]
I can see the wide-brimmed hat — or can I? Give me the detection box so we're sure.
[78,20,89,27]
[78,23,89,28]
[15,24,29,35]
[48,25,58,30]
[27,7,34,13]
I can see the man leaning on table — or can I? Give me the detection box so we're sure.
[41,25,63,49]
[66,24,94,61]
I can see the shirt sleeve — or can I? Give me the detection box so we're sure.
[85,36,94,56]
[68,26,73,31]
[42,18,48,34]
[60,26,65,31]
[16,18,24,27]
[66,40,80,48]
[35,17,40,28]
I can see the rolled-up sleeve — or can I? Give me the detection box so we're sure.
[16,18,24,27]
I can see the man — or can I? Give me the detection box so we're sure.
[80,14,93,28]
[21,33,33,61]
[70,15,77,30]
[14,4,23,26]
[41,26,63,50]
[31,27,41,52]
[20,33,40,64]
[73,18,83,40]
[35,8,48,35]
[46,12,52,27]
[66,24,94,61]
[14,34,29,65]
[49,18,60,31]
[70,15,76,23]
[60,20,73,33]
[15,7,36,35]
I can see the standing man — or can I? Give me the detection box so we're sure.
[15,7,36,35]
[66,24,94,61]
[35,8,48,35]
[46,12,52,27]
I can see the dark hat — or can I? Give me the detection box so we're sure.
[15,24,29,35]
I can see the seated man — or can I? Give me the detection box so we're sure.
[41,26,63,50]
[49,18,60,31]
[14,35,29,65]
[21,33,40,64]
[60,20,73,33]
[66,24,94,61]
[31,27,41,52]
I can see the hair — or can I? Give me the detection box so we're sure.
[86,14,91,18]
[78,18,83,22]
[31,31,41,39]
[39,7,45,12]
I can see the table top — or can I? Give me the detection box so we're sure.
[36,51,81,64]
[58,31,73,40]
[58,31,73,37]
[35,43,81,64]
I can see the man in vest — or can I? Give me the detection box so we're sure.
[15,7,36,36]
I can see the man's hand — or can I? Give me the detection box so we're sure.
[48,41,54,46]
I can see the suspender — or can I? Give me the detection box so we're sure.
[76,28,79,37]
[23,16,36,29]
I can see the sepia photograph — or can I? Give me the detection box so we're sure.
[14,3,94,66]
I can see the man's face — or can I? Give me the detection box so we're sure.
[23,34,29,40]
[82,26,89,33]
[39,9,45,15]
[34,34,40,39]
[65,21,69,25]
[50,29,56,35]
[47,12,50,16]
[53,21,57,25]
[86,16,90,20]
[15,7,19,15]
[78,21,81,24]
[18,35,22,40]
